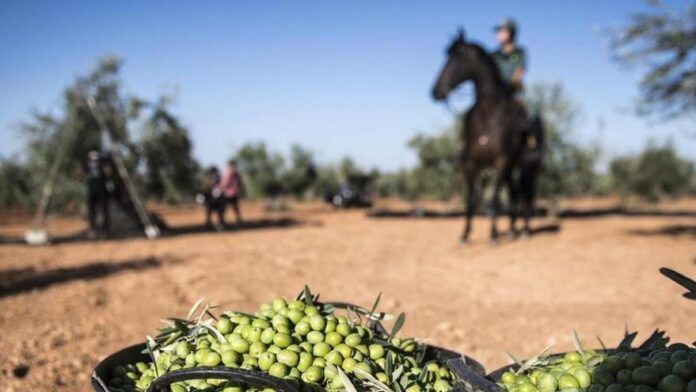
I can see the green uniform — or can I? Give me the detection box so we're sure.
[492,46,537,118]
[491,46,527,88]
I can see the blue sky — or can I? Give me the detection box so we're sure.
[1,0,694,170]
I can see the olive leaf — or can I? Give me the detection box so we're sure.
[596,336,608,351]
[393,381,404,392]
[204,309,218,321]
[390,313,406,339]
[392,364,404,382]
[367,291,383,327]
[336,367,358,392]
[353,368,392,392]
[516,343,554,374]
[506,351,523,367]
[415,342,427,364]
[203,324,226,343]
[187,297,205,320]
[300,285,316,306]
[572,328,586,357]
[161,330,182,347]
[385,351,394,378]
[145,335,160,377]
[346,306,356,328]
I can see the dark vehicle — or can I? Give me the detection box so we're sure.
[324,174,373,208]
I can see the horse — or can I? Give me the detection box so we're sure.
[431,29,543,243]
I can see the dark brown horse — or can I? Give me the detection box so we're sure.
[431,30,543,243]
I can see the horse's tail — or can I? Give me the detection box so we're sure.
[520,115,544,164]
[532,116,545,153]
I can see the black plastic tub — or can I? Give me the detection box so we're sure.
[92,342,487,392]
[91,301,487,392]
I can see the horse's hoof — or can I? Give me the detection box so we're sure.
[507,231,519,239]
[489,238,499,246]
[521,230,531,239]
[459,238,470,245]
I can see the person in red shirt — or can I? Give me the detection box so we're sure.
[217,159,244,225]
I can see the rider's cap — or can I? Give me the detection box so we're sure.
[494,18,517,33]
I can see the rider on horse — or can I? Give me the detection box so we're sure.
[492,18,527,94]
[492,18,539,143]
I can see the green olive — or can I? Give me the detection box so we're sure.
[304,306,319,316]
[175,342,191,358]
[342,357,358,372]
[229,339,250,354]
[310,315,327,332]
[307,331,325,344]
[345,333,362,347]
[336,323,352,337]
[335,343,354,358]
[325,331,343,347]
[216,317,234,334]
[287,309,305,324]
[295,321,311,336]
[268,362,289,378]
[258,352,276,371]
[326,350,344,366]
[221,350,240,367]
[559,374,581,390]
[277,350,300,367]
[260,328,275,344]
[273,333,292,348]
[288,300,306,311]
[313,342,331,358]
[249,342,267,356]
[272,298,288,312]
[203,351,221,366]
[303,366,324,383]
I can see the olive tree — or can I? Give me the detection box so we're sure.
[610,142,695,202]
[13,55,200,209]
[607,1,696,119]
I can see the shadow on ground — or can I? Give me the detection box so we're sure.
[628,224,696,238]
[0,256,175,297]
[491,223,562,244]
[0,217,304,246]
[368,206,696,219]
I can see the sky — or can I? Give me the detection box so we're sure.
[1,0,694,171]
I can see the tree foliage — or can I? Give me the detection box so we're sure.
[607,1,696,119]
[233,142,285,199]
[527,82,602,198]
[406,123,461,200]
[4,55,200,210]
[610,142,695,202]
[0,158,33,208]
[140,101,200,203]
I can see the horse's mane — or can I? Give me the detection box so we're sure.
[468,42,509,94]
[448,38,510,96]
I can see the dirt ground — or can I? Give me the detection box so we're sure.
[0,197,694,391]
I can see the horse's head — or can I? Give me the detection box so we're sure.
[431,29,479,101]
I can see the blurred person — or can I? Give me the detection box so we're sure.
[492,18,527,93]
[84,149,114,238]
[201,165,224,229]
[218,159,244,225]
[491,18,539,133]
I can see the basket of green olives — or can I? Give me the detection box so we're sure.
[484,330,696,392]
[92,288,486,392]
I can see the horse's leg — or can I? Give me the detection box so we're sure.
[507,167,519,238]
[522,169,538,236]
[461,164,479,243]
[491,159,508,243]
